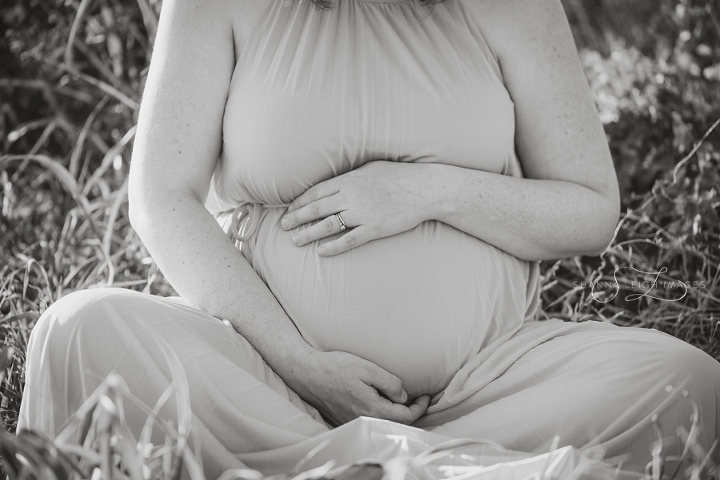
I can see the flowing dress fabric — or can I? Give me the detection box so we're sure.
[19,0,720,478]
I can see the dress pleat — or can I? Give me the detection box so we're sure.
[20,288,720,477]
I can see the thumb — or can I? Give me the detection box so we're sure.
[364,366,407,404]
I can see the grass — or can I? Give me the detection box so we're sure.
[1,0,719,478]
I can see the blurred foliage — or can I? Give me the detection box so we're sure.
[565,0,720,198]
[0,0,718,459]
[541,0,720,359]
[1,0,169,435]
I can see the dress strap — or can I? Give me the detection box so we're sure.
[225,201,288,249]
[228,201,264,243]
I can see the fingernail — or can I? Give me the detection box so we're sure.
[317,246,326,256]
[400,391,408,404]
[281,217,289,229]
[292,233,299,245]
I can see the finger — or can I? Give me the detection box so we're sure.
[361,365,407,404]
[286,181,340,214]
[369,397,424,425]
[406,395,431,420]
[317,226,372,256]
[282,195,340,231]
[292,214,345,246]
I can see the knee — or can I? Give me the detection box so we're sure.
[30,288,146,363]
[22,288,163,436]
[648,331,720,390]
[644,331,720,443]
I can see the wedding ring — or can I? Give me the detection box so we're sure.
[335,213,347,231]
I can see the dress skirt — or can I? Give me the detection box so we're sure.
[19,288,720,479]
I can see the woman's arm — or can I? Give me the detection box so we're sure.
[280,0,619,261]
[129,0,428,426]
[436,0,620,260]
[426,163,618,260]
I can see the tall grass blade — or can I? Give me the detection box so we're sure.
[155,343,191,440]
[115,424,144,480]
[136,0,159,45]
[65,0,95,67]
[157,341,193,480]
[69,96,110,178]
[0,154,104,247]
[83,127,136,196]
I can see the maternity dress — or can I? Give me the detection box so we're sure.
[19,0,720,478]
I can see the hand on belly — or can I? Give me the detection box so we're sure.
[252,209,531,397]
[279,160,442,256]
[288,348,431,427]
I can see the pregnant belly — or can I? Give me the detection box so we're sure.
[250,209,530,397]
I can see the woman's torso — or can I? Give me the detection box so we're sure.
[207,0,541,397]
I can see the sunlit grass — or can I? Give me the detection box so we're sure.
[1,0,719,478]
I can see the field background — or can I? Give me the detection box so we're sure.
[1,0,719,445]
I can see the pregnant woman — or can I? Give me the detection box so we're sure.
[19,0,720,477]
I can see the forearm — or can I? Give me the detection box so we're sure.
[425,163,619,261]
[129,189,314,384]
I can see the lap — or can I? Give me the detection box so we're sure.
[29,288,303,402]
[420,319,720,471]
[20,288,328,477]
[20,289,720,476]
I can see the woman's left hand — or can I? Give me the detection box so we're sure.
[280,161,439,256]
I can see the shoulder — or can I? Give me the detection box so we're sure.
[156,0,271,61]
[454,0,617,213]
[158,0,237,24]
[455,0,575,69]
[155,0,235,43]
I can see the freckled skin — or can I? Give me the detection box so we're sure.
[129,0,619,424]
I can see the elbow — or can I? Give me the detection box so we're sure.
[581,190,621,257]
[536,182,620,261]
[127,171,207,239]
[583,233,614,257]
[127,170,152,238]
[590,222,618,256]
[126,162,166,237]
[127,194,146,235]
[127,184,164,244]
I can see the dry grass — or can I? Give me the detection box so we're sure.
[1,0,719,478]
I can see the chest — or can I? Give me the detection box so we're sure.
[219,0,516,204]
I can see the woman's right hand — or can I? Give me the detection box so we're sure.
[128,0,424,431]
[287,349,431,427]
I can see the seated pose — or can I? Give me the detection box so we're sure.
[19,0,720,477]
